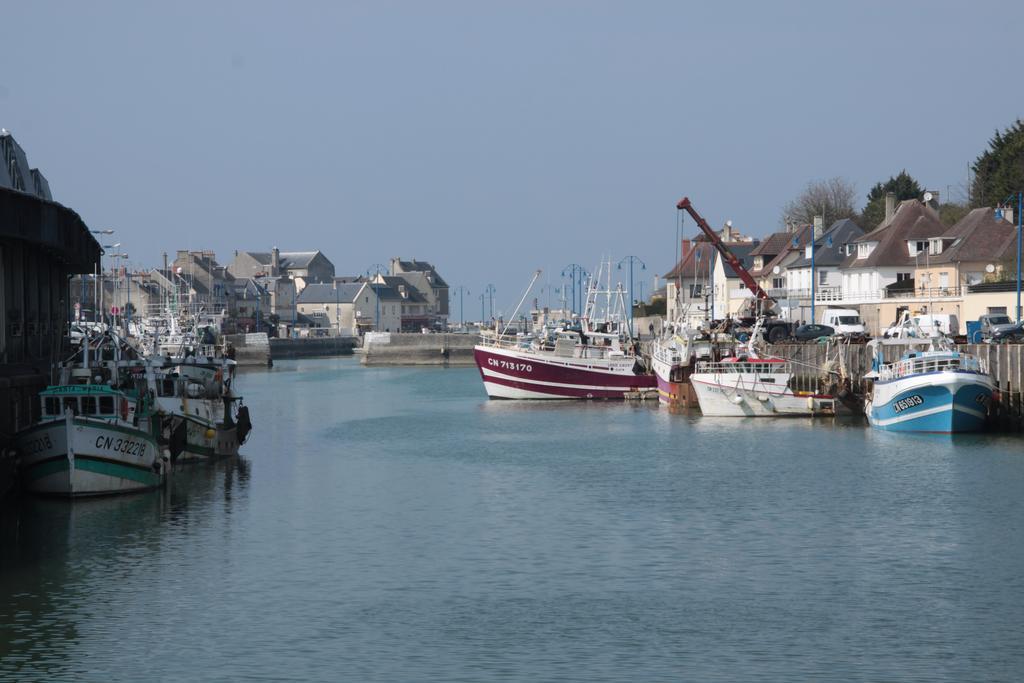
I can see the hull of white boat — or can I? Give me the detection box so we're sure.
[690,373,835,417]
[17,418,164,497]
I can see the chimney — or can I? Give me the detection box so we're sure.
[813,215,824,239]
[271,246,280,276]
[925,189,940,211]
[680,239,692,265]
[722,220,733,242]
[884,192,896,223]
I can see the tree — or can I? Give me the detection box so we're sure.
[971,119,1024,208]
[859,170,923,229]
[938,202,970,227]
[780,176,858,227]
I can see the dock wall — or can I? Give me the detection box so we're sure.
[224,333,272,367]
[270,336,357,359]
[362,332,477,366]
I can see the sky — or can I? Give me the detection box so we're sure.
[3,1,1022,318]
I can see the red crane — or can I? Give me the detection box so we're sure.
[676,196,775,308]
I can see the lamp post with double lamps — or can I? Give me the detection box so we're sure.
[561,263,587,316]
[99,242,120,326]
[995,192,1024,322]
[484,284,496,321]
[109,252,129,332]
[452,286,470,330]
[366,263,388,331]
[808,215,833,326]
[616,255,646,335]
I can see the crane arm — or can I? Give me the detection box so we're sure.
[676,196,775,303]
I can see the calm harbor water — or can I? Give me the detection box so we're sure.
[2,357,1024,681]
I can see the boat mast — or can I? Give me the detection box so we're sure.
[500,270,542,338]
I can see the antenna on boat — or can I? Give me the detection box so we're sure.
[501,270,542,338]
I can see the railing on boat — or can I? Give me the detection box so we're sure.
[695,360,792,375]
[878,353,986,381]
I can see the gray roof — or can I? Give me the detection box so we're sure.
[719,242,760,279]
[241,250,325,270]
[280,251,320,268]
[788,219,866,268]
[397,259,448,288]
[296,283,364,304]
[381,276,428,302]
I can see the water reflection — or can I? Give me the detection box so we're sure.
[0,456,251,680]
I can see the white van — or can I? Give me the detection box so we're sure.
[820,308,866,335]
[885,313,960,338]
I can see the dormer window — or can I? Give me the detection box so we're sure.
[753,256,763,270]
[908,240,928,256]
[856,243,876,259]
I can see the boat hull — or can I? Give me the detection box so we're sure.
[867,371,992,433]
[169,415,240,462]
[16,418,164,497]
[474,345,656,400]
[690,372,835,417]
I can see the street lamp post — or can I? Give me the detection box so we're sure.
[484,284,496,321]
[616,256,646,334]
[100,242,120,326]
[366,263,387,331]
[561,264,587,316]
[452,286,470,329]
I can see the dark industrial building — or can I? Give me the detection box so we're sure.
[1,130,101,498]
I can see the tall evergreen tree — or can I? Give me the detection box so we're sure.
[971,119,1024,208]
[860,170,924,229]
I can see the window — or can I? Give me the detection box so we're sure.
[818,270,828,285]
[896,272,912,282]
[771,277,785,289]
[98,397,114,415]
[989,306,1008,316]
[81,396,97,415]
[44,397,59,416]
[939,272,949,289]
[62,397,79,415]
[689,284,703,298]
[915,240,928,254]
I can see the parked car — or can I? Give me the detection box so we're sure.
[793,323,835,341]
[978,314,1024,343]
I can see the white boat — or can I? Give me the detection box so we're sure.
[651,323,728,407]
[864,337,993,433]
[16,335,169,496]
[689,320,836,417]
[152,353,251,462]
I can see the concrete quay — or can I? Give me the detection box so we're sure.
[271,336,358,359]
[361,332,477,366]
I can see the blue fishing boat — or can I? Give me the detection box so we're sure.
[864,339,993,433]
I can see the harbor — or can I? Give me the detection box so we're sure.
[5,2,1024,679]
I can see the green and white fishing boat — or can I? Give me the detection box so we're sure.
[16,335,168,497]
